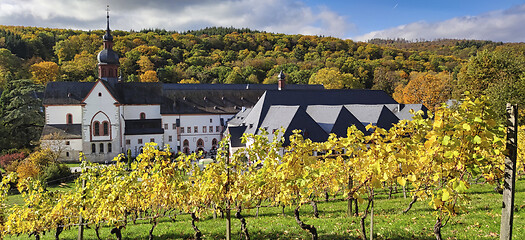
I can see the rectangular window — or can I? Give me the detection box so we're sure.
[150,138,155,143]
[216,126,220,132]
[210,118,213,123]
[65,141,70,145]
[172,123,177,129]
[138,139,143,144]
[126,139,130,145]
[203,126,207,133]
[209,126,213,132]
[108,143,112,153]
[168,135,173,142]
[164,124,168,129]
[194,126,198,133]
[181,127,185,133]
[187,127,191,133]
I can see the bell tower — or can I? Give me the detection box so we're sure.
[97,6,120,85]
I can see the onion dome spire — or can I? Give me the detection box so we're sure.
[97,5,119,84]
[103,5,113,42]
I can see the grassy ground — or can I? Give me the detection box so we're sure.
[4,177,525,240]
[5,180,75,206]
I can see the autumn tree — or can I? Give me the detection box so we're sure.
[137,55,155,74]
[140,70,159,82]
[30,61,59,85]
[393,71,451,110]
[455,48,525,121]
[60,51,97,81]
[309,67,362,89]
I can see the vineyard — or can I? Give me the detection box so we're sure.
[0,94,522,240]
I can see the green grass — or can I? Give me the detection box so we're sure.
[64,162,81,168]
[4,177,525,240]
[5,180,76,207]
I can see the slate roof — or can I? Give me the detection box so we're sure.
[227,107,252,126]
[161,89,264,114]
[163,83,323,90]
[242,89,398,133]
[384,104,428,120]
[115,82,163,104]
[124,119,164,135]
[41,124,82,139]
[43,82,95,105]
[306,105,366,136]
[44,81,323,113]
[344,105,400,130]
[257,106,328,145]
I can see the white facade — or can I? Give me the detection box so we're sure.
[164,114,233,154]
[123,105,161,120]
[45,105,82,124]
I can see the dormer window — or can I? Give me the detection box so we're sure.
[140,112,146,119]
[66,114,73,124]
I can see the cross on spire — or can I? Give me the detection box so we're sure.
[106,5,110,31]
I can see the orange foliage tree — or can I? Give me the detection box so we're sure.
[393,71,451,110]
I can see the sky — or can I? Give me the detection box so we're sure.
[1,0,525,42]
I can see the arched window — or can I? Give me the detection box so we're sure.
[108,143,112,153]
[102,121,109,136]
[197,139,204,147]
[66,114,73,124]
[99,143,104,153]
[183,139,189,147]
[93,121,100,136]
[140,112,146,119]
[91,143,96,153]
[212,138,218,147]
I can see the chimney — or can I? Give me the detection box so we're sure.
[278,70,285,90]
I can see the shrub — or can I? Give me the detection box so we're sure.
[41,163,72,184]
[0,152,27,170]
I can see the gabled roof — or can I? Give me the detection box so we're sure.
[345,105,400,130]
[243,89,398,133]
[41,124,82,139]
[43,82,95,105]
[306,105,367,136]
[257,106,328,145]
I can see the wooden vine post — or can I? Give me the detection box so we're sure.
[500,103,518,240]
[78,178,86,240]
[226,150,231,240]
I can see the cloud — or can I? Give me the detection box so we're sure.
[353,4,525,43]
[0,0,354,38]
